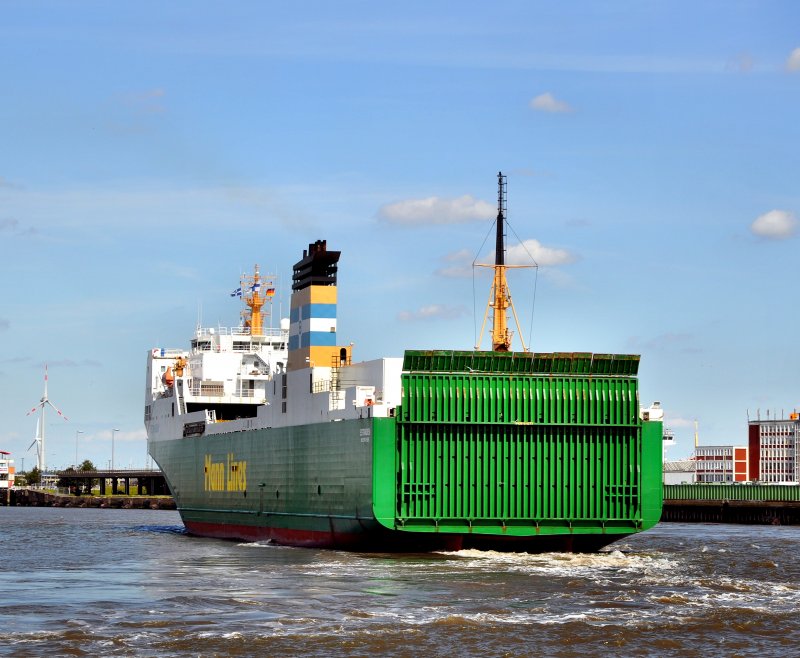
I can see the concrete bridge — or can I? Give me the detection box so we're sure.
[55,468,170,496]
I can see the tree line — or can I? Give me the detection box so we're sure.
[18,459,97,493]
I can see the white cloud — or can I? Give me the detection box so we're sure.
[750,209,798,240]
[0,176,22,189]
[502,239,576,267]
[435,240,575,277]
[378,195,494,225]
[665,416,697,429]
[88,428,146,444]
[397,304,468,322]
[529,92,573,113]
[155,262,201,280]
[434,249,476,278]
[119,87,167,114]
[787,47,800,72]
[538,268,581,290]
[0,218,36,237]
[40,359,102,368]
[565,218,591,228]
[726,52,754,73]
[2,183,317,232]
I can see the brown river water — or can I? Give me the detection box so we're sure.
[1,507,797,657]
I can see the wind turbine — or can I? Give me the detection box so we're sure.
[26,365,69,471]
[27,418,42,471]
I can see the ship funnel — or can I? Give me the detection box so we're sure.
[287,240,350,371]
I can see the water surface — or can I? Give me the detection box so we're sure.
[1,507,797,656]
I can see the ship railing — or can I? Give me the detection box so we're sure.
[189,384,256,399]
[194,326,286,339]
[239,367,271,378]
[232,343,253,352]
[190,382,224,397]
[153,348,184,358]
[313,379,332,393]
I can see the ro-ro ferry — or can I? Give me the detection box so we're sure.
[145,174,663,551]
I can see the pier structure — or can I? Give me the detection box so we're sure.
[54,468,170,496]
[6,468,173,508]
[663,483,800,525]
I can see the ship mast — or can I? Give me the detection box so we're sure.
[241,265,267,335]
[491,172,511,352]
[475,171,531,353]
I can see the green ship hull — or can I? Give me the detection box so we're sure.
[150,350,664,552]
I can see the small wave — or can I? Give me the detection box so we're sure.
[749,559,777,569]
[435,547,677,579]
[236,540,279,548]
[653,594,692,605]
[133,524,188,536]
[345,608,375,619]
[697,577,754,593]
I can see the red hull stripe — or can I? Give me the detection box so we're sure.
[184,519,366,548]
[182,520,620,553]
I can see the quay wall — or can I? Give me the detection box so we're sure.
[9,484,800,524]
[665,483,800,502]
[663,484,800,525]
[7,488,176,510]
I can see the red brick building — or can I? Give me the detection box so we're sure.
[694,445,749,483]
[748,415,800,483]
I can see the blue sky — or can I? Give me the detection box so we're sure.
[1,2,798,470]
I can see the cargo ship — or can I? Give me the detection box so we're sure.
[145,174,663,551]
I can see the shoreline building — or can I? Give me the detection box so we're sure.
[0,451,15,498]
[661,428,698,484]
[748,414,800,484]
[694,445,749,483]
[663,459,696,485]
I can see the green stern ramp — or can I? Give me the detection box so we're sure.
[373,350,663,545]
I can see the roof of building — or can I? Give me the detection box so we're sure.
[663,459,696,472]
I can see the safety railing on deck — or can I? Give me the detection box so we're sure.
[194,326,286,338]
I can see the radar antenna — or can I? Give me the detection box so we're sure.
[238,265,276,336]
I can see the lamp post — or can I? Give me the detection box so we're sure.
[112,428,120,470]
[75,430,83,467]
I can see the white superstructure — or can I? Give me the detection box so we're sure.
[145,262,405,446]
[145,326,403,441]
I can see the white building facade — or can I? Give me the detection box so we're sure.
[694,445,748,483]
[748,416,800,483]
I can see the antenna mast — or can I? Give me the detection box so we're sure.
[475,172,533,353]
[241,265,267,336]
[491,172,511,351]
